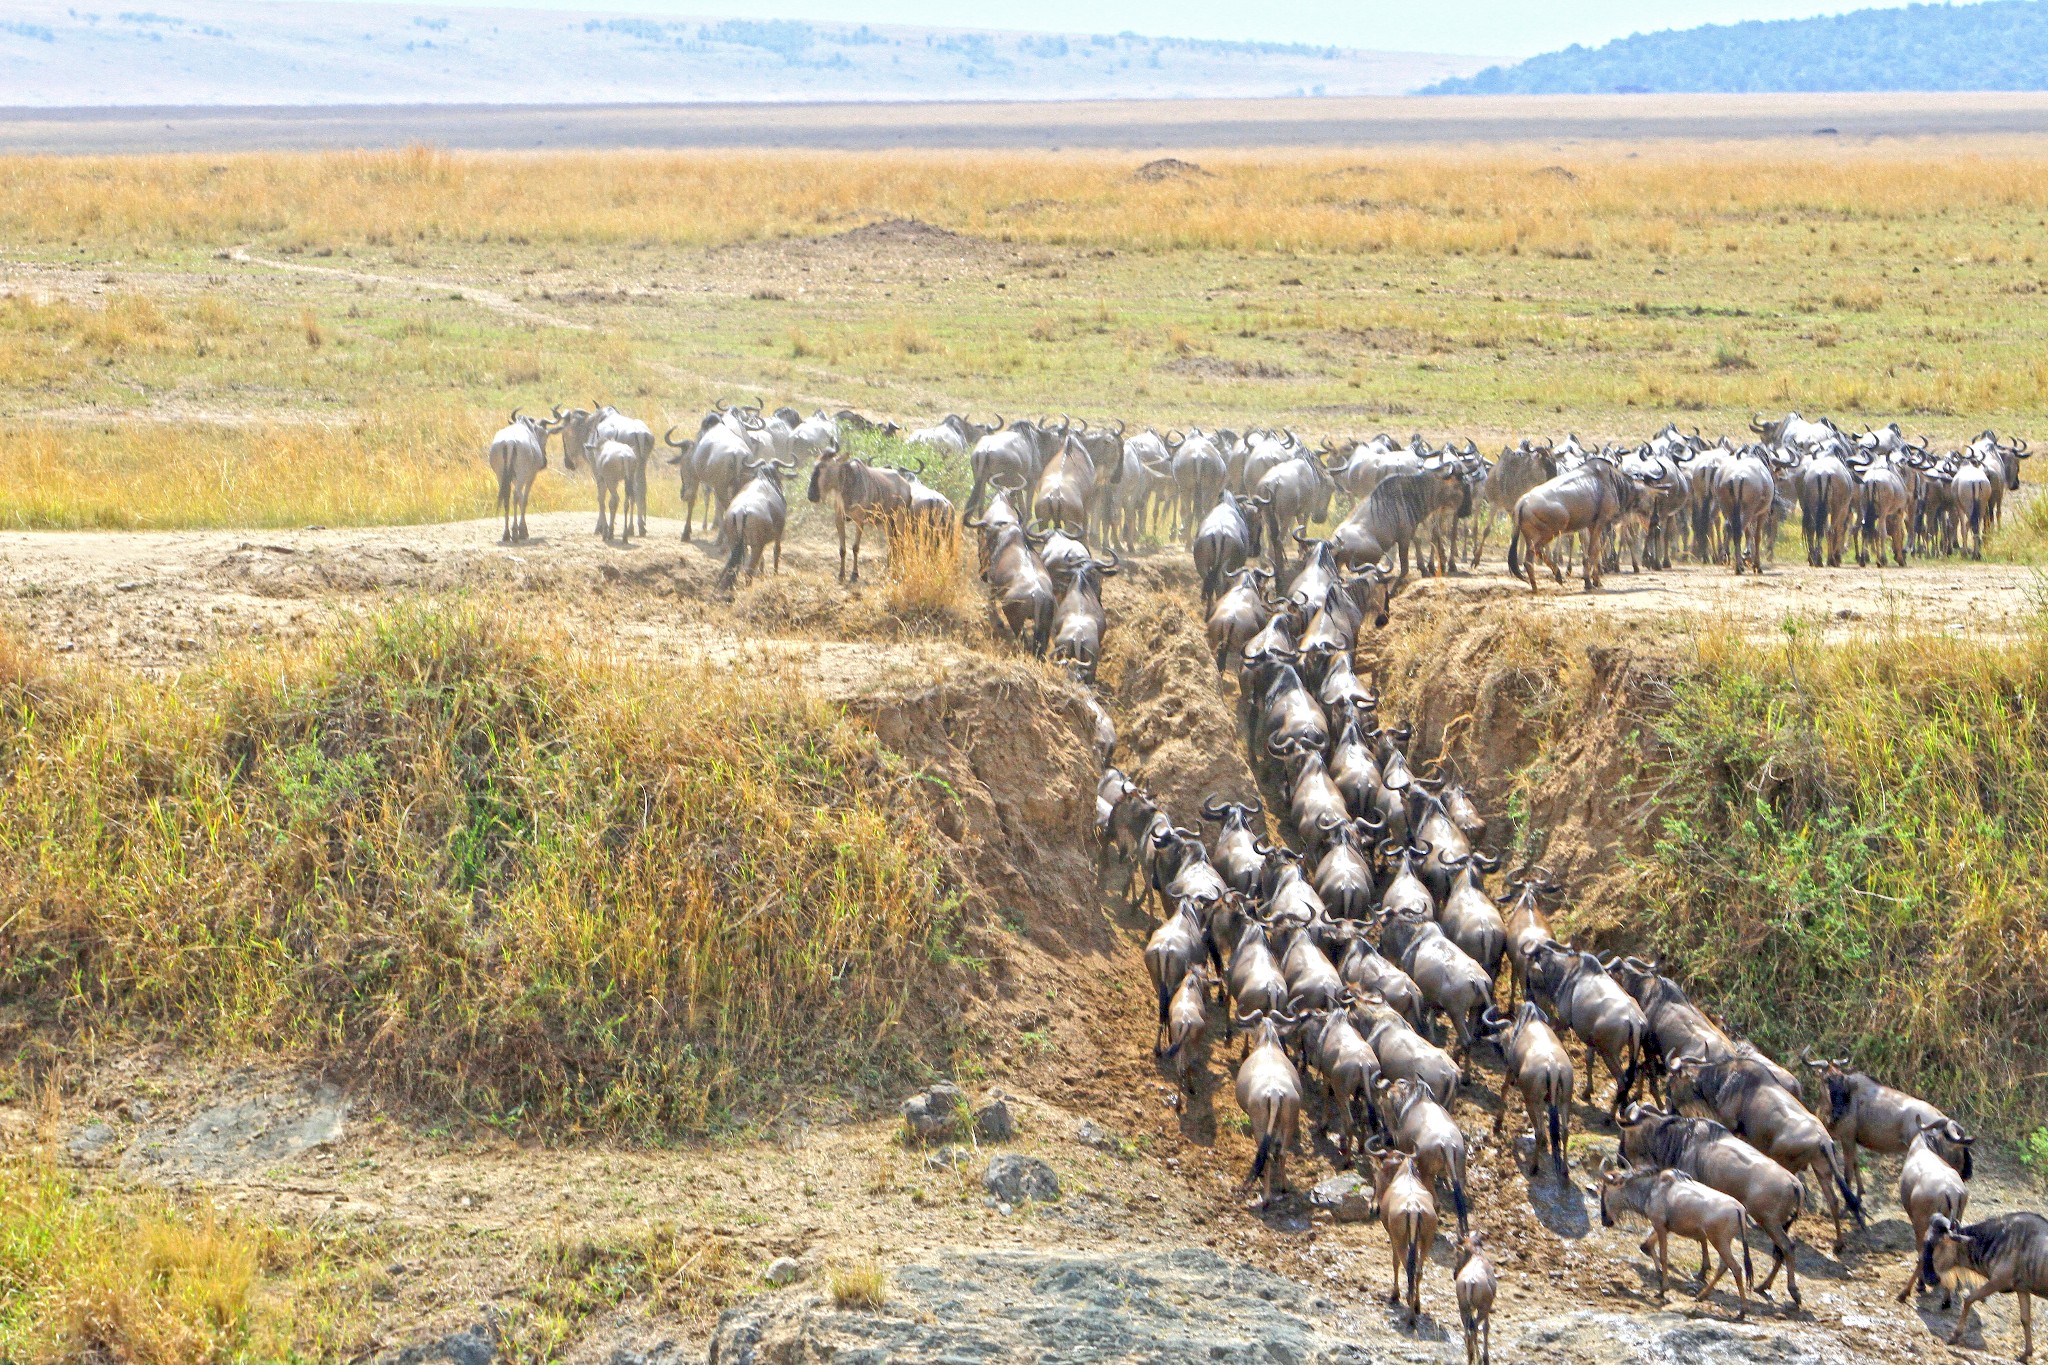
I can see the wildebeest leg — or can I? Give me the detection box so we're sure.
[835,513,848,580]
[849,520,865,584]
[1948,1277,1998,1346]
[772,537,782,577]
[496,466,514,542]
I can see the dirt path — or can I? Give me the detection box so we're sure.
[0,515,2030,676]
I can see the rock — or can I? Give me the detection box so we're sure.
[983,1153,1060,1204]
[1075,1119,1123,1152]
[67,1122,119,1163]
[707,1249,1373,1365]
[972,1097,1015,1142]
[899,1083,967,1144]
[922,1144,971,1170]
[1308,1173,1373,1224]
[761,1257,803,1287]
[393,1316,498,1365]
[123,1079,346,1181]
[1514,1310,1831,1364]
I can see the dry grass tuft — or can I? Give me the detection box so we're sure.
[883,512,971,623]
[828,1260,890,1310]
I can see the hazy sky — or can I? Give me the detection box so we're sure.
[367,0,1903,57]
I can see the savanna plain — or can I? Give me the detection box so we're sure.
[7,140,2048,1364]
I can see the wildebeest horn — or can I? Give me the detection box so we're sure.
[551,403,566,420]
[664,424,688,448]
[1200,795,1231,821]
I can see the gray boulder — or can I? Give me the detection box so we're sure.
[972,1096,1015,1142]
[983,1153,1060,1204]
[1308,1172,1373,1224]
[899,1083,967,1144]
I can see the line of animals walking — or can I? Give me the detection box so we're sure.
[1080,523,2047,1363]
[487,404,2032,607]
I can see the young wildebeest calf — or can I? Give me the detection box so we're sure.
[1454,1231,1497,1365]
[1161,963,1214,1101]
[1598,1161,1754,1319]
[1923,1211,2048,1360]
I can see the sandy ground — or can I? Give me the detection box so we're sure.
[11,92,2048,154]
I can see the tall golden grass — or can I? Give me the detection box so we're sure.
[7,144,2048,258]
[0,602,969,1133]
[0,410,568,529]
[883,511,971,624]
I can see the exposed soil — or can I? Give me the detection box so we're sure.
[7,517,2042,1363]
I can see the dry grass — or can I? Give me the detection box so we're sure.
[0,1159,275,1363]
[827,1259,890,1310]
[883,512,971,624]
[0,601,972,1134]
[0,410,572,529]
[8,144,2048,260]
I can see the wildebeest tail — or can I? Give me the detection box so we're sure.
[1459,1297,1479,1335]
[1548,1099,1564,1163]
[1827,1139,1866,1226]
[1862,485,1878,539]
[1155,978,1172,1032]
[1250,1132,1279,1182]
[1452,1177,1469,1227]
[1506,526,1522,578]
[717,525,747,588]
[1201,558,1224,607]
[1032,593,1054,659]
[1405,1229,1421,1298]
[1741,1212,1754,1286]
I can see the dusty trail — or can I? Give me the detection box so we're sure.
[0,513,2031,674]
[5,512,2039,1364]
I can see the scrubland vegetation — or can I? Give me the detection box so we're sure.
[0,603,967,1134]
[1639,616,2048,1137]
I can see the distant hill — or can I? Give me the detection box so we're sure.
[0,1,1492,107]
[1426,0,2048,94]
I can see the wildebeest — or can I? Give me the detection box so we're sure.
[1380,909,1494,1069]
[1236,1009,1306,1207]
[1666,1052,1861,1251]
[1618,1104,1807,1305]
[1896,1119,1972,1307]
[1508,454,1651,592]
[1921,1211,2048,1359]
[570,436,640,543]
[1350,990,1459,1106]
[1300,1004,1383,1162]
[486,409,553,543]
[1525,943,1647,1119]
[1455,1232,1497,1365]
[1206,567,1275,675]
[807,449,915,582]
[1807,1053,1971,1201]
[1481,1003,1573,1176]
[1367,1134,1439,1321]
[1379,1074,1471,1233]
[714,457,796,587]
[1193,490,1268,608]
[1328,464,1465,578]
[1163,962,1215,1098]
[1597,1161,1754,1319]
[1049,555,1119,681]
[967,514,1056,657]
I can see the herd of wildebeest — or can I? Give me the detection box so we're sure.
[489,399,2045,1361]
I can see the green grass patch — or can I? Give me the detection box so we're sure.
[1634,615,2048,1135]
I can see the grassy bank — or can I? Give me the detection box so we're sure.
[1635,612,2048,1138]
[0,602,970,1135]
